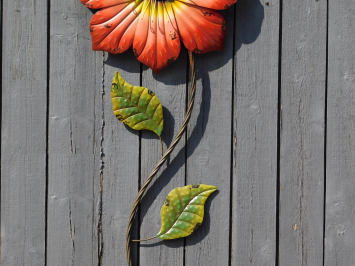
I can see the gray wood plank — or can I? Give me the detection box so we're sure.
[1,0,48,265]
[100,51,141,266]
[233,0,279,265]
[47,1,102,265]
[184,7,234,266]
[279,0,327,265]
[139,50,187,266]
[48,1,102,154]
[325,2,355,265]
[47,155,95,265]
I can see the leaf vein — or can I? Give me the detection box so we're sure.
[158,117,164,128]
[137,88,146,107]
[132,119,150,128]
[159,188,215,235]
[116,106,139,111]
[122,113,147,123]
[178,219,195,226]
[152,103,162,119]
[130,84,133,101]
[162,207,173,225]
[113,90,161,127]
[171,227,190,234]
[169,201,179,216]
[183,210,203,219]
[145,95,156,116]
[175,189,184,211]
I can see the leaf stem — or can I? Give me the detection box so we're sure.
[158,135,164,157]
[126,51,197,266]
[131,236,157,242]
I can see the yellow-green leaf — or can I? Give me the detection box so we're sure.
[111,71,164,136]
[156,184,217,240]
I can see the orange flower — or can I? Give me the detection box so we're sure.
[81,0,237,73]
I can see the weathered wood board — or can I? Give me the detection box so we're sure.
[139,52,187,266]
[325,1,355,266]
[184,6,234,266]
[100,52,141,266]
[279,0,327,265]
[47,2,102,266]
[233,0,279,265]
[47,155,95,265]
[2,0,355,265]
[1,1,48,265]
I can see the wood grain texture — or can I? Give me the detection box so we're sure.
[1,0,47,265]
[100,51,141,266]
[4,0,355,265]
[49,1,102,154]
[139,50,187,266]
[325,2,355,265]
[47,155,95,265]
[47,2,102,265]
[279,0,327,265]
[233,0,279,265]
[184,7,234,266]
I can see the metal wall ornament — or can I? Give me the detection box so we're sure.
[111,71,164,136]
[132,184,217,242]
[156,184,217,240]
[80,0,236,73]
[80,0,238,265]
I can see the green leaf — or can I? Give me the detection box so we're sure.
[156,184,217,240]
[111,71,164,136]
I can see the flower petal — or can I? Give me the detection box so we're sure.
[172,2,225,54]
[177,0,237,11]
[81,0,133,9]
[90,1,143,53]
[133,1,181,73]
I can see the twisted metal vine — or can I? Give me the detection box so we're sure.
[125,51,197,266]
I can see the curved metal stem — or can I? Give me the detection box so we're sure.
[126,51,197,266]
[158,135,164,157]
[131,236,157,242]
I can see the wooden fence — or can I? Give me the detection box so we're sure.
[2,0,355,265]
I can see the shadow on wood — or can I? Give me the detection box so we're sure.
[140,191,219,248]
[138,71,211,222]
[104,50,141,74]
[235,0,264,52]
[103,0,264,86]
[136,0,265,251]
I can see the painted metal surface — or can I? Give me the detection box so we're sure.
[111,71,164,136]
[80,0,234,73]
[157,184,217,240]
[2,0,355,265]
